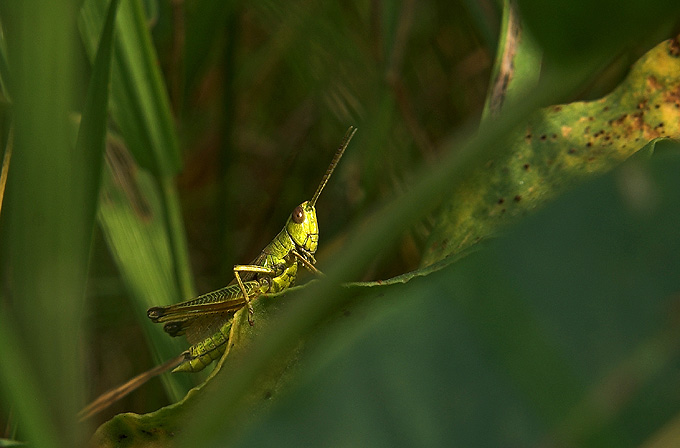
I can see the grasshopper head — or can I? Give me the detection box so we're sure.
[284,126,356,258]
[286,200,319,254]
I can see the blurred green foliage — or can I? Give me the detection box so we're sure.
[1,0,680,447]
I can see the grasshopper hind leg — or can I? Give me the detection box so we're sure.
[232,265,275,325]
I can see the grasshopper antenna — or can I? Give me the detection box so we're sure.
[310,126,357,206]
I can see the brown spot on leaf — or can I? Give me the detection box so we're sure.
[514,195,522,202]
[561,126,572,137]
[663,86,680,107]
[647,76,662,91]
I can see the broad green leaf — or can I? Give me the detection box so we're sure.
[423,35,680,265]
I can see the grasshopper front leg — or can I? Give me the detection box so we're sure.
[233,264,276,324]
[291,249,324,276]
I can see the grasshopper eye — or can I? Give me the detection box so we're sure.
[292,205,305,224]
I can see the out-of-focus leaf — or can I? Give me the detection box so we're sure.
[1,0,98,446]
[423,35,680,265]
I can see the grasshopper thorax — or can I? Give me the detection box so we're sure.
[285,200,319,254]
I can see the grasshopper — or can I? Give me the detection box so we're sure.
[80,127,356,419]
[147,126,356,372]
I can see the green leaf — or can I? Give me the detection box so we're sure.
[423,35,680,265]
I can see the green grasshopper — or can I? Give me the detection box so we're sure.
[79,127,356,419]
[148,126,355,372]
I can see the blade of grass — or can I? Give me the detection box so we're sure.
[0,0,105,446]
[79,0,180,177]
[75,0,120,245]
[0,0,119,443]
